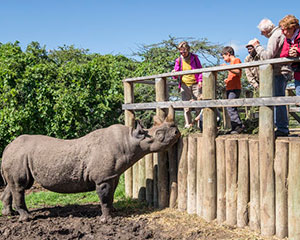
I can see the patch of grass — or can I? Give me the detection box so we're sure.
[0,174,127,216]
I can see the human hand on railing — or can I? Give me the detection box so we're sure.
[289,46,298,57]
[221,63,227,66]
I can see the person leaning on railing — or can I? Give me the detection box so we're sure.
[251,18,293,137]
[279,15,300,96]
[172,41,203,128]
[244,39,261,91]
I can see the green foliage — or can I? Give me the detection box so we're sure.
[0,41,138,154]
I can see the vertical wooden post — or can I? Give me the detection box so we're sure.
[153,153,159,208]
[274,140,288,239]
[155,77,169,208]
[196,136,203,217]
[225,139,238,226]
[288,140,300,239]
[259,64,275,236]
[216,137,226,223]
[249,139,260,232]
[138,157,146,201]
[123,81,135,197]
[187,135,197,214]
[178,137,188,211]
[168,144,178,208]
[237,139,249,228]
[145,153,154,206]
[202,71,217,221]
[132,162,139,198]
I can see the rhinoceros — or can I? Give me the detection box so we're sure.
[0,106,180,221]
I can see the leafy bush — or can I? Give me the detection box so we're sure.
[0,42,137,155]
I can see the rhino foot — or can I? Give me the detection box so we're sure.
[100,214,112,224]
[18,212,32,222]
[2,207,16,216]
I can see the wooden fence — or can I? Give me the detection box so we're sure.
[122,57,300,239]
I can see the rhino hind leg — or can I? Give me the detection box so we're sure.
[11,187,31,221]
[1,185,16,216]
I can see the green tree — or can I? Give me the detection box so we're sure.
[0,42,138,155]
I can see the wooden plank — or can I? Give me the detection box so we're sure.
[123,57,300,83]
[122,96,300,110]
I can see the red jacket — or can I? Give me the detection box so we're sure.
[280,28,300,80]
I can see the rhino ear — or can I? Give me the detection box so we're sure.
[153,115,163,126]
[165,105,175,123]
[133,120,146,140]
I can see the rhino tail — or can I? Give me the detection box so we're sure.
[0,166,7,186]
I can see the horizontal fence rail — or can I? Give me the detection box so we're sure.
[123,96,300,110]
[123,57,300,83]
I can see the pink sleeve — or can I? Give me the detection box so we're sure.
[172,58,180,79]
[195,55,203,82]
[280,40,290,57]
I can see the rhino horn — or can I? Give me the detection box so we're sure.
[153,115,163,126]
[165,105,175,122]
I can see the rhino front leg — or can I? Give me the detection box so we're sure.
[96,180,115,223]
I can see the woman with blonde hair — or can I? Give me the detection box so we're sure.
[173,41,203,128]
[280,15,300,95]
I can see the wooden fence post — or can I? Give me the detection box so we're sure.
[202,71,217,221]
[249,139,260,232]
[168,144,178,208]
[155,77,169,208]
[138,157,146,201]
[274,140,288,239]
[288,140,300,239]
[216,137,226,223]
[196,135,203,217]
[237,139,249,228]
[187,135,197,214]
[178,137,188,211]
[145,153,154,206]
[225,139,238,226]
[259,64,275,236]
[124,81,135,197]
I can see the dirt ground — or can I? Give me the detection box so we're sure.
[0,187,281,240]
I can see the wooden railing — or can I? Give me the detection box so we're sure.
[122,57,300,239]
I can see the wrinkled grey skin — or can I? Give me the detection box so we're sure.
[0,106,180,222]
